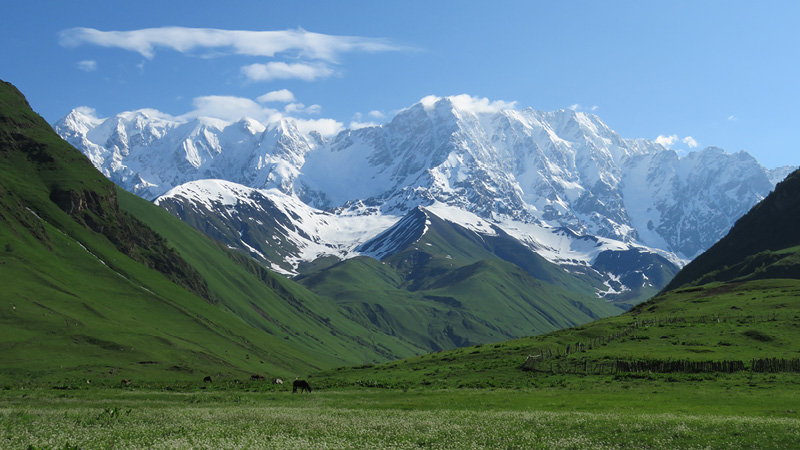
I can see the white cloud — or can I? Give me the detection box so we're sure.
[728,115,737,121]
[74,106,100,119]
[294,118,343,137]
[257,89,295,103]
[136,108,177,121]
[656,134,699,149]
[284,103,322,115]
[568,103,599,112]
[449,95,517,113]
[77,60,97,71]
[176,95,280,123]
[420,95,516,113]
[419,95,441,110]
[241,62,335,82]
[655,134,679,148]
[122,93,341,137]
[350,110,385,127]
[58,27,404,61]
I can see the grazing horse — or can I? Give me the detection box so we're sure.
[203,376,213,383]
[292,379,312,393]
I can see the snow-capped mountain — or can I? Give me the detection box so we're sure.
[155,178,677,304]
[56,109,317,200]
[56,95,794,300]
[154,179,397,274]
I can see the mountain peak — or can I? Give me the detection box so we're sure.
[418,94,518,116]
[57,94,795,261]
[235,117,267,135]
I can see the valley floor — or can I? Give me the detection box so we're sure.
[2,376,798,450]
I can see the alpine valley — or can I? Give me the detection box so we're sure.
[56,95,795,313]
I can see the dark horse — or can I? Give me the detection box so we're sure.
[292,379,312,393]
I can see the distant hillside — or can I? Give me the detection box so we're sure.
[314,168,800,388]
[663,168,800,291]
[315,276,800,389]
[296,207,623,350]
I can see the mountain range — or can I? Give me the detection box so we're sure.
[56,95,795,305]
[1,81,630,383]
[3,78,798,384]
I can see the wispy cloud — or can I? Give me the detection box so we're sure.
[284,103,321,115]
[59,27,405,82]
[568,103,599,112]
[351,110,386,127]
[176,95,281,123]
[257,89,295,103]
[655,134,679,148]
[656,134,699,150]
[294,118,343,136]
[241,62,335,82]
[149,94,343,137]
[420,95,517,114]
[727,115,737,121]
[77,60,97,71]
[58,27,403,61]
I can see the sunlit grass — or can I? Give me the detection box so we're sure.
[2,389,799,450]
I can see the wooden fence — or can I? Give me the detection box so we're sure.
[521,357,800,374]
[519,312,787,374]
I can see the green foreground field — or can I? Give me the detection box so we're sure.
[2,377,799,450]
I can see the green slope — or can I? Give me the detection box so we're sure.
[314,278,800,388]
[0,80,318,383]
[298,210,622,351]
[312,168,800,389]
[118,189,425,363]
[0,80,424,386]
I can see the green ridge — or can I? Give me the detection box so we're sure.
[314,278,800,388]
[298,210,622,351]
[0,79,422,385]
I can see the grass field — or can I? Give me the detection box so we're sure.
[307,279,800,392]
[1,380,799,450]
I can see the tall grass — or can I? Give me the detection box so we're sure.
[2,388,799,450]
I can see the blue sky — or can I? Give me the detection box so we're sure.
[2,1,798,168]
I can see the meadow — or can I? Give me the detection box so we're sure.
[2,375,799,450]
[3,279,800,449]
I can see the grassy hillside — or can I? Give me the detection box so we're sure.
[298,212,622,351]
[313,277,800,388]
[310,165,800,391]
[0,81,317,384]
[0,80,425,386]
[119,189,425,364]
